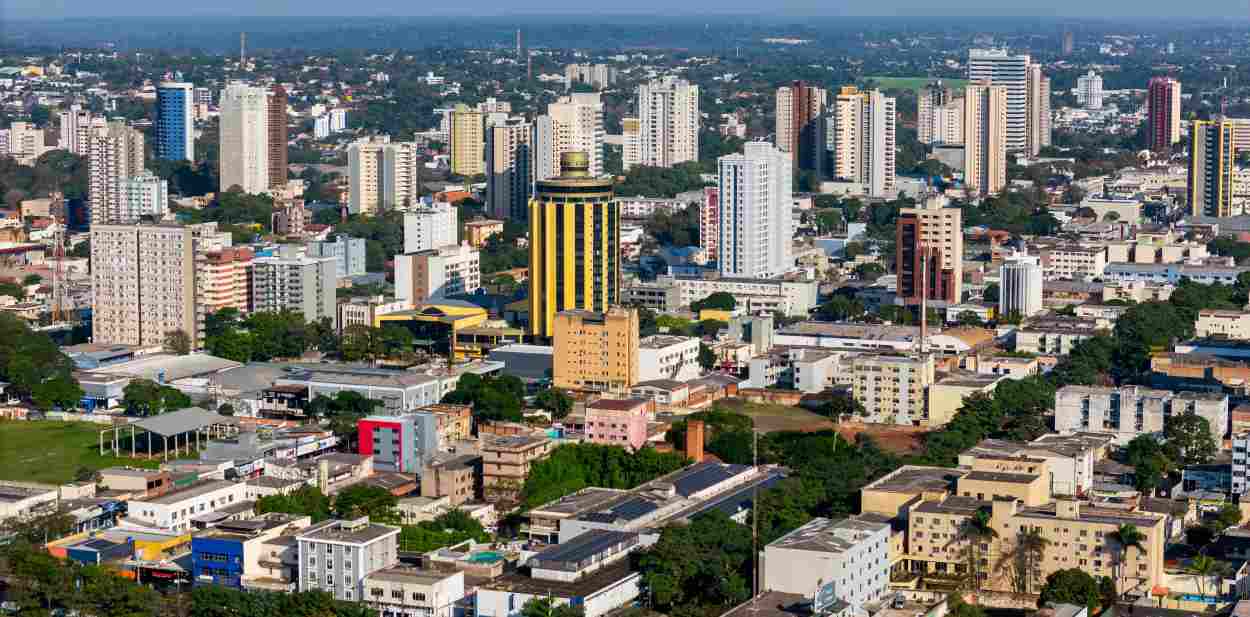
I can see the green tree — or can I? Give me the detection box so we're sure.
[956,311,985,328]
[163,329,192,355]
[1038,568,1103,612]
[982,283,1000,303]
[31,375,84,411]
[520,598,585,617]
[999,527,1050,594]
[639,512,753,617]
[698,343,716,370]
[1109,524,1147,598]
[853,262,885,282]
[690,291,736,313]
[333,484,399,522]
[256,485,334,522]
[1164,413,1216,465]
[340,324,385,363]
[520,443,688,508]
[1186,555,1228,601]
[947,509,998,595]
[534,387,574,420]
[817,295,865,321]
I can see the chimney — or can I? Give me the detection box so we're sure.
[686,420,705,463]
[318,459,330,494]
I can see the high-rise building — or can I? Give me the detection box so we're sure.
[219,83,270,194]
[1188,118,1250,218]
[449,104,484,177]
[266,85,288,190]
[394,243,481,304]
[485,118,534,221]
[1147,77,1182,153]
[968,49,1030,153]
[536,93,604,179]
[552,307,639,393]
[1026,64,1052,156]
[918,83,954,146]
[565,64,618,89]
[1062,31,1074,56]
[717,142,792,279]
[896,193,963,306]
[403,202,458,254]
[198,247,254,317]
[119,171,169,222]
[528,152,619,339]
[91,224,198,348]
[775,81,827,176]
[308,235,367,278]
[999,252,1044,319]
[963,83,1008,196]
[699,186,720,264]
[156,82,195,162]
[58,105,96,156]
[830,86,896,197]
[635,77,699,169]
[347,136,421,215]
[250,245,337,326]
[88,120,145,225]
[1076,71,1103,110]
[7,121,48,164]
[621,117,641,171]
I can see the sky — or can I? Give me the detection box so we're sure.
[5,0,1250,19]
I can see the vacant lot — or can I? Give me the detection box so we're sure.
[834,422,930,455]
[0,421,160,484]
[865,76,968,92]
[715,399,835,433]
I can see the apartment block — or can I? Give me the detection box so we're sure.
[830,86,896,197]
[485,119,533,221]
[535,93,604,179]
[1013,318,1101,355]
[58,105,97,155]
[698,187,720,264]
[1025,63,1052,156]
[271,198,310,237]
[449,104,484,177]
[308,235,367,278]
[394,243,481,305]
[963,83,1007,196]
[775,81,826,176]
[1147,77,1182,153]
[918,83,963,145]
[851,354,935,426]
[403,202,458,253]
[634,77,699,169]
[127,480,248,532]
[999,252,1043,318]
[191,513,312,590]
[761,516,891,613]
[363,568,465,617]
[553,308,640,393]
[1196,309,1250,340]
[219,83,271,194]
[718,142,793,279]
[896,193,963,306]
[1037,244,1107,280]
[250,245,337,326]
[421,454,482,506]
[119,170,169,222]
[358,413,439,474]
[91,223,199,348]
[638,335,701,383]
[1055,385,1228,445]
[481,435,553,501]
[463,219,503,248]
[296,517,400,602]
[967,48,1029,152]
[198,247,253,316]
[585,398,651,451]
[88,120,146,225]
[348,136,421,214]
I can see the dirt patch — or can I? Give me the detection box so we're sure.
[833,422,931,454]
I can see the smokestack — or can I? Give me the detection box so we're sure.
[318,459,329,494]
[686,420,705,463]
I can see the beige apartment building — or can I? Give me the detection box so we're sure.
[635,76,700,169]
[831,86,897,197]
[485,119,533,220]
[552,308,640,393]
[963,83,1007,196]
[851,354,935,425]
[481,435,553,502]
[449,104,485,177]
[91,224,199,348]
[1196,309,1250,340]
[88,120,145,225]
[536,93,605,179]
[1025,63,1052,156]
[348,136,421,214]
[197,247,253,316]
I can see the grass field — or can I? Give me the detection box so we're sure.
[0,421,161,484]
[864,76,968,92]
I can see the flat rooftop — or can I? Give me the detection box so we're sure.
[366,567,458,586]
[720,591,819,617]
[962,470,1040,484]
[863,466,964,494]
[298,519,400,545]
[913,495,990,516]
[639,335,697,349]
[530,488,628,518]
[768,516,890,554]
[481,435,550,452]
[480,561,638,598]
[136,479,237,505]
[1015,503,1163,528]
[779,321,923,342]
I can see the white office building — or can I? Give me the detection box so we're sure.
[1076,70,1104,110]
[633,76,699,170]
[968,48,1030,153]
[403,202,458,254]
[717,142,793,279]
[638,335,701,383]
[127,480,248,532]
[119,171,169,222]
[219,83,271,194]
[999,252,1043,318]
[297,517,400,602]
[58,105,97,155]
[761,516,891,614]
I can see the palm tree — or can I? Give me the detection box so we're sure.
[947,509,999,596]
[997,527,1050,595]
[1109,524,1147,598]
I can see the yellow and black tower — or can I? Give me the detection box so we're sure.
[527,151,619,339]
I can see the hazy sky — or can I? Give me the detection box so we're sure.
[8,0,1250,19]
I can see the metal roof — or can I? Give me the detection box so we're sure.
[134,407,238,437]
[672,462,751,497]
[530,529,637,566]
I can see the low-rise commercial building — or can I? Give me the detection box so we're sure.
[926,373,1001,428]
[274,367,443,414]
[127,480,249,532]
[358,413,439,474]
[1197,310,1250,340]
[637,335,701,383]
[1013,317,1103,355]
[481,436,554,502]
[421,454,483,506]
[191,513,311,590]
[663,275,818,316]
[363,568,465,617]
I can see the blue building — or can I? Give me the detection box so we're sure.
[191,533,244,587]
[156,82,194,162]
[191,513,311,589]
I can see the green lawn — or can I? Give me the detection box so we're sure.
[864,76,968,92]
[0,421,161,485]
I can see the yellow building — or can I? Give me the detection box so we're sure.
[852,354,935,425]
[376,300,488,358]
[925,372,1001,428]
[1189,118,1250,218]
[450,104,485,177]
[464,219,505,248]
[528,151,619,338]
[553,307,639,393]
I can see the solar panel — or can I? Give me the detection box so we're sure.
[673,463,741,497]
[609,497,658,521]
[532,530,637,565]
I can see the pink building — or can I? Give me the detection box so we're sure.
[585,398,652,451]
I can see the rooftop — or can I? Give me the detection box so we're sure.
[481,435,551,452]
[479,561,638,598]
[779,321,922,342]
[640,335,698,349]
[913,495,990,516]
[137,479,238,505]
[962,470,1040,484]
[863,465,964,495]
[587,398,650,412]
[530,529,638,567]
[1015,503,1163,527]
[366,567,459,586]
[529,488,628,518]
[297,518,400,545]
[720,591,820,617]
[93,353,242,382]
[768,516,890,554]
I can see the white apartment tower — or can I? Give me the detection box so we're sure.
[91,224,198,348]
[535,93,604,180]
[347,136,420,215]
[830,87,896,198]
[968,49,1030,153]
[964,84,1008,196]
[219,83,270,194]
[918,84,964,146]
[1076,70,1104,110]
[58,105,97,155]
[635,76,700,169]
[394,243,482,305]
[120,171,170,222]
[403,202,459,254]
[999,252,1044,319]
[717,142,793,279]
[250,245,338,326]
[88,120,146,225]
[485,118,534,221]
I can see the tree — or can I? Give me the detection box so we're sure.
[690,291,736,313]
[816,392,867,422]
[520,598,585,617]
[441,373,525,423]
[853,262,885,282]
[982,283,1000,303]
[121,379,190,416]
[1109,524,1147,598]
[1164,413,1216,466]
[1124,434,1173,495]
[1186,555,1228,601]
[639,511,753,617]
[999,527,1050,595]
[817,296,865,321]
[520,442,688,508]
[164,329,192,355]
[947,509,998,595]
[333,484,399,522]
[22,273,42,286]
[340,324,385,363]
[956,311,985,328]
[534,387,574,420]
[1038,568,1103,612]
[31,375,83,411]
[698,343,716,370]
[1214,503,1243,530]
[256,485,334,522]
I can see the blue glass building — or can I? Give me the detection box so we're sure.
[156,82,194,162]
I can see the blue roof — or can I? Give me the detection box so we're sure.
[672,462,751,497]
